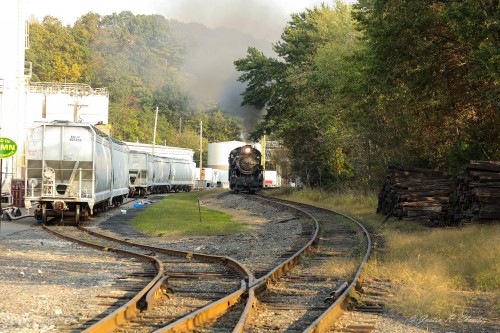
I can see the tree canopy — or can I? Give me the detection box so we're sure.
[26,12,244,165]
[235,0,499,188]
[26,2,499,187]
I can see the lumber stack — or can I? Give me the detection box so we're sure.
[448,161,500,224]
[377,166,455,226]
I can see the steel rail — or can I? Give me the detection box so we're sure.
[78,225,254,284]
[302,207,372,333]
[249,204,320,292]
[78,225,256,331]
[153,280,247,333]
[233,195,372,333]
[42,225,166,333]
[232,287,256,332]
[229,195,321,333]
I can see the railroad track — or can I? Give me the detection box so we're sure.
[42,223,252,332]
[175,194,373,332]
[42,192,372,332]
[245,195,372,332]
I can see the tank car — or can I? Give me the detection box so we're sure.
[24,121,129,224]
[128,150,154,197]
[169,159,196,192]
[228,145,264,193]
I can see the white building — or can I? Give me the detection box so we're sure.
[0,0,28,183]
[27,82,109,125]
[0,1,110,203]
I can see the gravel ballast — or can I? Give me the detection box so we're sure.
[0,191,497,332]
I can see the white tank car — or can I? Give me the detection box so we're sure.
[152,155,171,193]
[170,159,196,192]
[24,121,129,224]
[128,150,154,196]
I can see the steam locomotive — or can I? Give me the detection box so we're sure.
[228,145,264,193]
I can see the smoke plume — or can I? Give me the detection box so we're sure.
[162,0,283,133]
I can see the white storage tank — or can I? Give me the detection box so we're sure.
[208,141,261,170]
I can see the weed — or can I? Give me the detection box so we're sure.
[267,187,500,320]
[132,190,246,236]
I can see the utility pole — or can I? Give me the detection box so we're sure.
[199,120,203,190]
[68,96,88,122]
[152,106,158,156]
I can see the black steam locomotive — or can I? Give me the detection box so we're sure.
[228,145,264,193]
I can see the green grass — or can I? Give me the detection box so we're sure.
[267,187,500,320]
[132,190,246,236]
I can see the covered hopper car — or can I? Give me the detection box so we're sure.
[169,159,196,192]
[128,150,154,197]
[24,121,130,224]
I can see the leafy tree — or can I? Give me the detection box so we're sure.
[26,16,85,82]
[236,2,363,187]
[353,0,499,174]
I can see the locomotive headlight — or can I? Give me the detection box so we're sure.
[244,147,251,154]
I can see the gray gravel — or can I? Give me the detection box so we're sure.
[0,191,497,332]
[0,224,147,332]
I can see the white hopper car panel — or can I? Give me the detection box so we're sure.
[24,121,129,223]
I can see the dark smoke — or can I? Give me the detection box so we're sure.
[169,21,273,133]
[157,0,291,42]
[160,0,285,133]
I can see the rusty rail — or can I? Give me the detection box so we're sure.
[42,224,166,333]
[234,195,372,333]
[77,225,255,331]
[303,208,372,332]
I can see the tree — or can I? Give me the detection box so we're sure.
[235,2,363,187]
[353,0,499,174]
[27,16,85,82]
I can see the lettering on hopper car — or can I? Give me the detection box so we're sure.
[69,135,82,142]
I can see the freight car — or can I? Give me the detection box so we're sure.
[128,150,154,197]
[228,145,264,193]
[24,121,130,224]
[152,155,172,193]
[169,159,196,192]
[128,153,195,196]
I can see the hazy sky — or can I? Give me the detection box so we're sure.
[24,0,356,42]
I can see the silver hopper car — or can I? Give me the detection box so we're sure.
[24,121,130,224]
[128,150,154,197]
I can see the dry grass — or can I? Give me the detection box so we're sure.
[268,187,500,320]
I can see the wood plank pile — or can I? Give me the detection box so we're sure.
[448,161,500,224]
[377,166,455,226]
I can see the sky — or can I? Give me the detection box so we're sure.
[24,0,356,42]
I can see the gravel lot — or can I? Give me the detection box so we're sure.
[0,191,497,332]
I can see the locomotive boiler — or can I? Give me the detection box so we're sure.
[24,121,130,224]
[228,145,263,193]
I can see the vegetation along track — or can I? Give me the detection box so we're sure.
[42,223,252,333]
